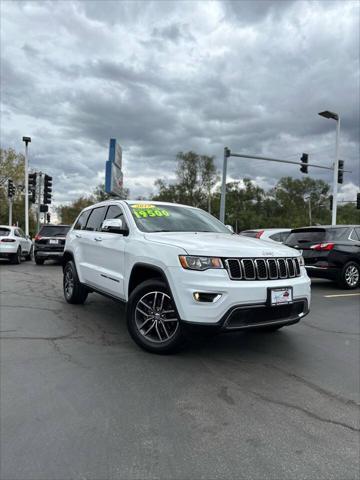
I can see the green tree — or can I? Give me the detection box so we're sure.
[56,183,130,224]
[153,151,218,210]
[337,203,360,224]
[0,148,37,234]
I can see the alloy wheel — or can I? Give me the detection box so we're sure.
[345,265,359,287]
[64,266,74,299]
[135,291,179,344]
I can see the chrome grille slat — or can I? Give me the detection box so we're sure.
[241,259,256,279]
[224,257,301,281]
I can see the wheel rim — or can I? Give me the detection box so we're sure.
[135,291,179,344]
[345,265,359,287]
[64,267,74,298]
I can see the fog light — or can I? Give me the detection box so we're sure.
[193,292,221,303]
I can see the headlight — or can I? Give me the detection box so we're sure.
[179,255,223,271]
[298,255,305,267]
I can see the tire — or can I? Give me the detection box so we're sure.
[338,261,360,289]
[10,247,21,265]
[127,279,185,354]
[35,256,44,265]
[63,260,88,304]
[25,246,33,261]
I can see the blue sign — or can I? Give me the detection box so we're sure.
[105,139,123,196]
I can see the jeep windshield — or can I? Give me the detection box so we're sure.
[128,203,232,234]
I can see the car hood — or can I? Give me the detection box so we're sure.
[144,232,299,257]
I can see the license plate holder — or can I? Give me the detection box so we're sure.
[49,239,59,245]
[267,287,293,306]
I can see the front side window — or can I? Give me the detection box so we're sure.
[128,203,231,234]
[85,206,107,231]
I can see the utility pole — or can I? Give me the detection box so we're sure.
[22,137,31,236]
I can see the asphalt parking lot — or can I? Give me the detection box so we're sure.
[1,261,359,480]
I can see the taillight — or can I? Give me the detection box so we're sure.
[35,234,42,241]
[310,242,335,251]
[255,230,264,239]
[1,238,16,242]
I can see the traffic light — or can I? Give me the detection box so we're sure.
[357,193,360,210]
[28,172,37,203]
[337,160,344,184]
[43,174,53,204]
[329,195,333,211]
[300,153,308,174]
[28,172,37,190]
[224,147,231,158]
[7,179,16,198]
[46,213,51,223]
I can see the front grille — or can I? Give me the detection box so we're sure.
[225,300,306,329]
[224,257,301,281]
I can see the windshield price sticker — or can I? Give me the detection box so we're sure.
[132,204,155,209]
[132,208,170,218]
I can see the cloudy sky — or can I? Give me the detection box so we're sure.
[1,0,359,208]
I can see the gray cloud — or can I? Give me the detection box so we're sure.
[1,0,359,210]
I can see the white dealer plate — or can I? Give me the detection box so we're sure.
[270,287,293,306]
[49,239,59,244]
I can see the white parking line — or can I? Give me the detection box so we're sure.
[324,293,360,298]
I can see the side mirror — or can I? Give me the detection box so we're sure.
[101,218,128,235]
[226,225,234,233]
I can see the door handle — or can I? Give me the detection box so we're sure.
[75,233,82,238]
[94,237,103,242]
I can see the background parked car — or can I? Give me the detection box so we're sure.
[0,225,33,264]
[286,225,360,289]
[34,224,70,265]
[240,228,291,243]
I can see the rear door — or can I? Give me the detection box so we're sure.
[77,206,107,287]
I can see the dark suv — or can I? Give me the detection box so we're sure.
[34,224,71,265]
[286,225,360,289]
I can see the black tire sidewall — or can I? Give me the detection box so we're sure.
[340,262,360,289]
[127,279,185,354]
[35,256,44,265]
[11,248,21,264]
[63,260,88,304]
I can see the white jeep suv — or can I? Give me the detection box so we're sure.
[63,201,311,353]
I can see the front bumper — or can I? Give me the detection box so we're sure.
[166,266,311,326]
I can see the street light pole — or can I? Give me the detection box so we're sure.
[22,137,31,236]
[220,147,229,224]
[332,117,340,225]
[318,111,340,226]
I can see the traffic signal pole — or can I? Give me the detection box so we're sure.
[331,117,340,225]
[8,198,13,226]
[22,137,31,236]
[36,172,42,233]
[219,150,341,224]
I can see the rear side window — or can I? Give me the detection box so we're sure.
[85,206,107,231]
[0,228,10,236]
[74,210,91,230]
[39,225,70,236]
[269,233,281,242]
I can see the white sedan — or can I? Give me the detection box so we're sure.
[0,225,33,264]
